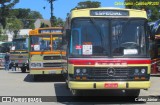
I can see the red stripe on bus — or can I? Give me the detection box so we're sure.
[68,59,151,65]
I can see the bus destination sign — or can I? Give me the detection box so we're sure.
[39,29,62,34]
[90,10,129,16]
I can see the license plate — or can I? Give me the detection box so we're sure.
[49,71,56,74]
[104,83,118,88]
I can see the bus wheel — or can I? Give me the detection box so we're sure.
[21,67,26,73]
[125,89,140,97]
[71,89,83,96]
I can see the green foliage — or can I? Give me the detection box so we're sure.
[0,0,19,28]
[0,35,8,41]
[45,0,64,27]
[50,16,64,27]
[125,0,160,21]
[11,9,43,29]
[40,23,49,28]
[1,1,43,29]
[6,18,23,38]
[72,0,101,10]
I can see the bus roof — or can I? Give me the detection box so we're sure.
[70,7,147,19]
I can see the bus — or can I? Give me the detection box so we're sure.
[29,27,66,80]
[150,19,160,75]
[10,38,29,72]
[63,8,152,96]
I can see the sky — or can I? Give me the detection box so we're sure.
[14,0,124,20]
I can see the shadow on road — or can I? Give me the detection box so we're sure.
[149,95,160,99]
[8,71,29,74]
[54,83,146,104]
[54,82,72,96]
[151,75,160,77]
[23,74,65,82]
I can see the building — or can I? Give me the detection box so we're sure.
[34,19,51,28]
[7,29,32,41]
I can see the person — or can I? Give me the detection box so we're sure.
[4,52,10,71]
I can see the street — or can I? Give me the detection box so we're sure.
[0,69,160,105]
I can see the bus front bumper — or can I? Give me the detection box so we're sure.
[69,81,150,89]
[30,69,63,75]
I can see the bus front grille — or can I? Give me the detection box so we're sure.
[43,56,62,60]
[43,63,63,67]
[87,67,133,81]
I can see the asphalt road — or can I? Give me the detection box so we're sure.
[0,69,160,105]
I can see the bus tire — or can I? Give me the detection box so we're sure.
[21,67,26,73]
[125,89,140,97]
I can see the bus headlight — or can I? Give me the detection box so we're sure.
[82,68,87,73]
[31,63,42,68]
[134,69,139,74]
[31,63,36,67]
[36,63,42,67]
[141,69,146,74]
[76,69,81,74]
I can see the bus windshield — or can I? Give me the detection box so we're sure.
[30,35,62,51]
[12,39,28,50]
[70,18,148,58]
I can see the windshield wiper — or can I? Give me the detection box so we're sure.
[115,19,131,48]
[90,18,103,46]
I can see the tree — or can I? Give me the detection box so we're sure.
[6,17,23,38]
[45,0,57,26]
[44,0,65,27]
[53,17,64,27]
[0,0,19,28]
[56,17,64,26]
[72,1,101,10]
[11,8,43,29]
[125,0,160,21]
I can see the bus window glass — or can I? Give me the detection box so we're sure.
[70,18,147,58]
[52,35,62,50]
[30,36,51,51]
[112,19,147,57]
[70,19,109,56]
[12,39,28,50]
[70,30,80,54]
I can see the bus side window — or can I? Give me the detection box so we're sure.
[70,28,81,54]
